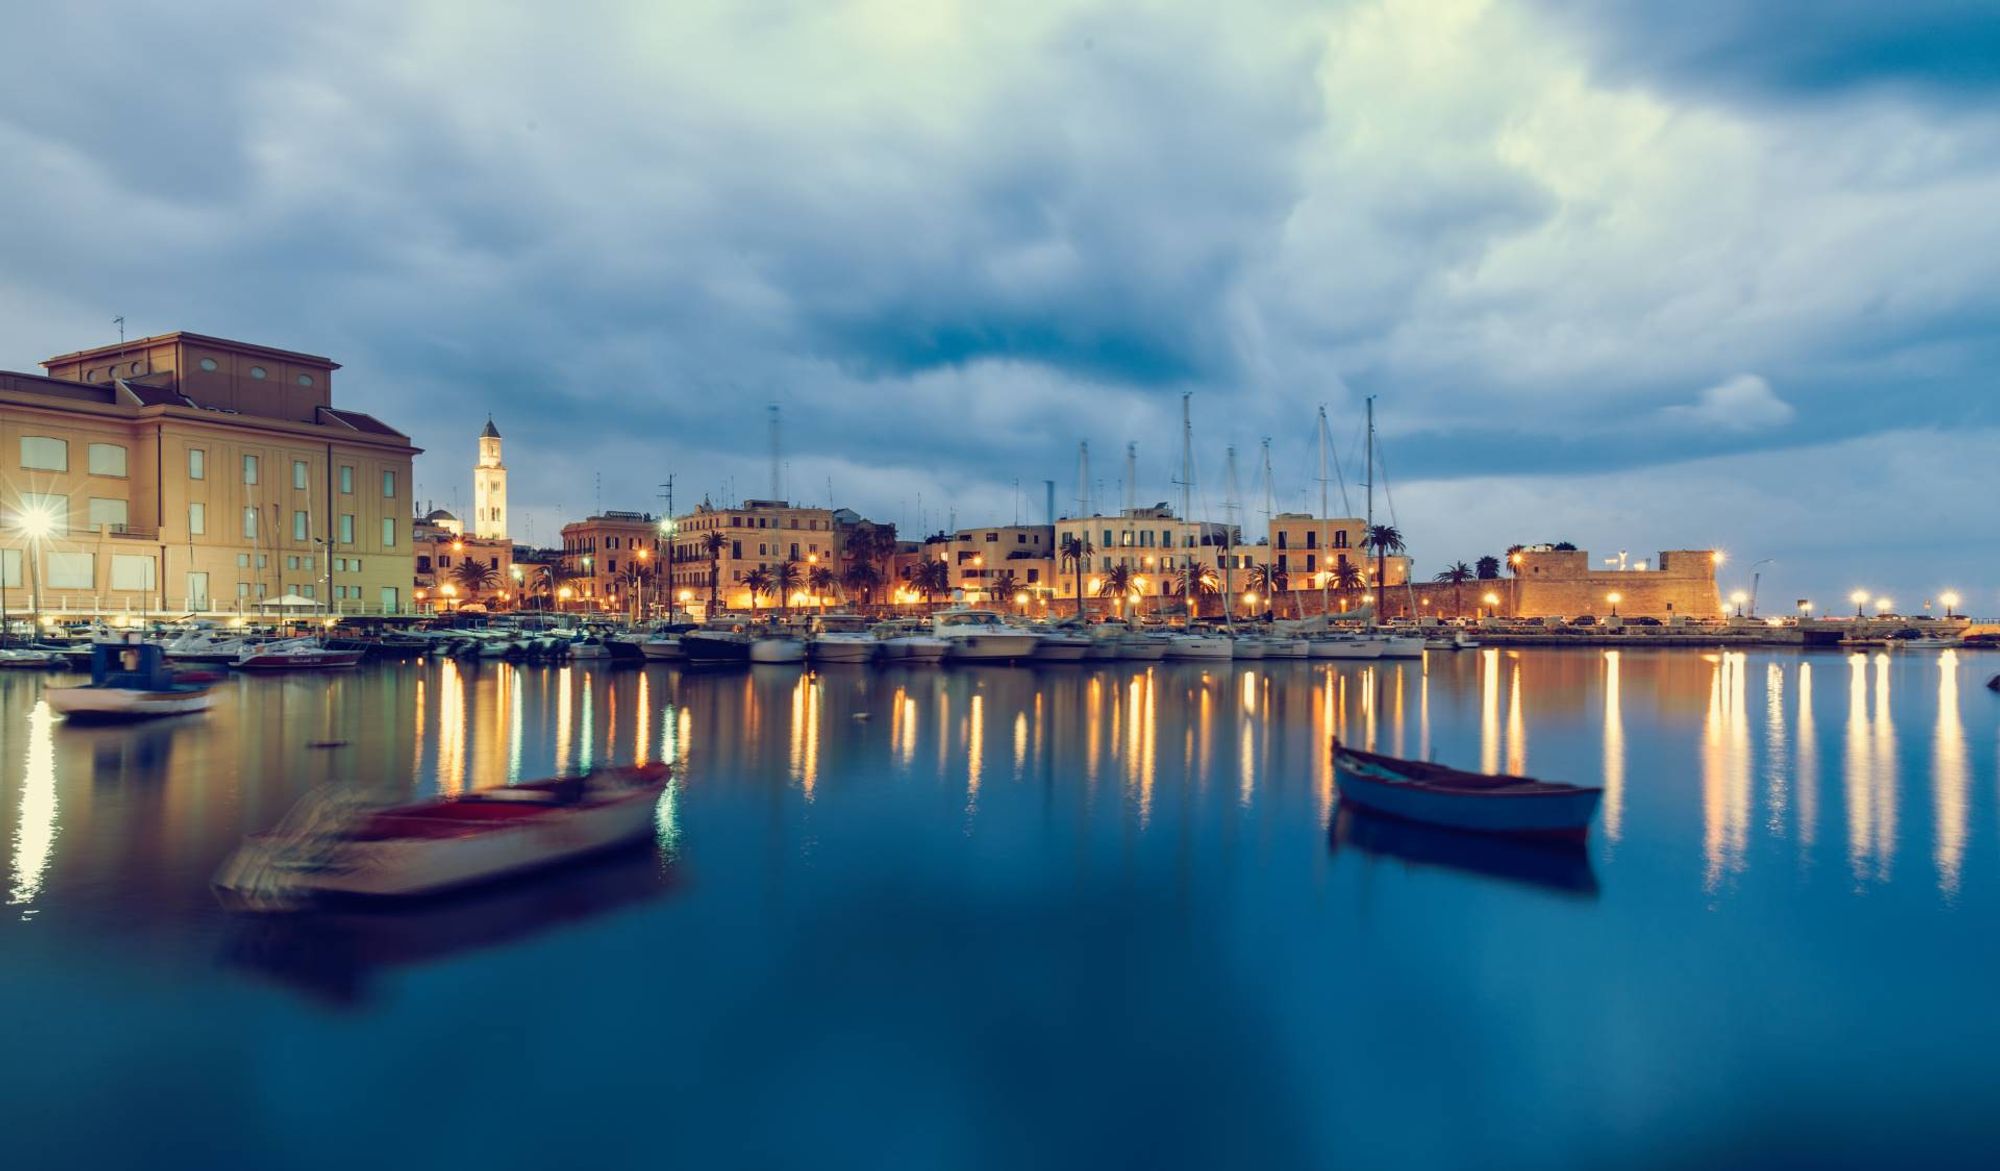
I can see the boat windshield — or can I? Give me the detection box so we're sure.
[937,611,1003,628]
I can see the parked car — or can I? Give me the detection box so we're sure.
[1569,615,1597,626]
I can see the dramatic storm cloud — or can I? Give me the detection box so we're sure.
[1,0,1994,605]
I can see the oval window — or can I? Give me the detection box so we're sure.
[199,357,218,372]
[129,362,144,374]
[249,365,268,379]
[297,374,314,387]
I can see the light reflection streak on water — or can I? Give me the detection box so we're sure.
[1844,653,1872,882]
[675,708,692,772]
[635,671,651,767]
[1763,663,1788,834]
[1239,675,1256,809]
[1197,673,1214,795]
[1361,666,1376,751]
[605,680,619,772]
[1012,711,1027,779]
[1505,660,1526,777]
[1419,658,1431,760]
[1136,670,1157,823]
[1087,676,1103,792]
[1700,653,1751,892]
[1869,653,1897,882]
[1480,649,1500,775]
[8,701,58,910]
[509,665,525,781]
[653,779,681,857]
[578,670,596,775]
[1603,651,1624,845]
[935,686,948,778]
[966,693,983,824]
[1796,664,1816,854]
[412,675,426,776]
[1393,667,1406,758]
[438,658,466,795]
[791,673,821,800]
[1315,673,1334,821]
[554,667,574,773]
[1934,651,1967,899]
[897,692,917,769]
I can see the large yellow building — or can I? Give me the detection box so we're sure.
[663,499,844,612]
[0,332,418,620]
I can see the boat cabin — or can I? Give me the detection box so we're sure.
[90,639,178,690]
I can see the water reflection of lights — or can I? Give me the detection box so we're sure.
[1934,652,1966,899]
[578,671,596,774]
[1480,649,1500,775]
[654,779,682,859]
[553,667,574,774]
[790,673,821,799]
[1602,651,1624,845]
[966,693,983,822]
[634,671,651,766]
[1012,711,1027,779]
[1796,663,1816,853]
[438,658,467,795]
[1700,652,1751,892]
[1843,653,1899,885]
[1505,661,1526,777]
[1762,663,1788,834]
[509,665,525,781]
[8,701,58,910]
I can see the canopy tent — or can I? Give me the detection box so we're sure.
[258,594,320,609]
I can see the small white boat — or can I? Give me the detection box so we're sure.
[44,641,216,722]
[1377,634,1425,659]
[1231,636,1268,660]
[234,638,365,672]
[161,627,252,665]
[640,636,684,661]
[1309,636,1383,660]
[1117,633,1171,660]
[1262,637,1309,659]
[1163,633,1234,660]
[1891,636,1959,649]
[214,763,671,902]
[567,636,611,660]
[1031,631,1092,662]
[1333,740,1601,841]
[750,634,807,663]
[0,647,61,669]
[933,609,1040,663]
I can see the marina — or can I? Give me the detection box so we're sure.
[4,646,1999,1165]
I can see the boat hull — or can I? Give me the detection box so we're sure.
[811,638,878,664]
[749,638,807,663]
[45,685,215,722]
[1032,638,1091,662]
[943,634,1040,662]
[639,639,684,661]
[234,651,365,672]
[1334,755,1601,840]
[881,638,948,663]
[1163,636,1233,660]
[1310,638,1382,660]
[1117,637,1169,660]
[680,632,752,666]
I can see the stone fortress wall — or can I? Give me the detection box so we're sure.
[1501,549,1721,620]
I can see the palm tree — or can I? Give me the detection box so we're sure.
[1247,562,1288,616]
[987,569,1021,610]
[1058,534,1094,619]
[1365,524,1405,608]
[904,558,951,609]
[1433,561,1474,617]
[1097,564,1135,618]
[1331,561,1365,612]
[527,564,559,610]
[807,564,836,610]
[1475,555,1501,581]
[452,559,498,600]
[773,558,801,618]
[742,566,773,614]
[703,530,727,613]
[1174,562,1220,608]
[842,560,881,607]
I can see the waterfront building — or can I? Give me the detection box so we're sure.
[1052,506,1245,614]
[929,524,1056,606]
[1264,512,1411,615]
[1495,547,1721,620]
[0,331,417,619]
[560,511,663,614]
[664,499,843,612]
[413,508,515,612]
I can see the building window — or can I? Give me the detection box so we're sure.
[1276,532,1288,550]
[1333,530,1348,549]
[188,503,206,536]
[339,466,353,495]
[199,357,219,372]
[242,508,259,539]
[381,586,399,611]
[1306,554,1317,574]
[286,555,300,571]
[249,365,267,380]
[293,511,309,541]
[46,552,95,590]
[88,443,128,477]
[19,436,67,472]
[1305,531,1318,549]
[382,470,396,497]
[110,554,156,592]
[302,556,313,572]
[381,518,396,548]
[87,498,129,531]
[298,374,314,387]
[189,448,205,479]
[339,514,355,544]
[243,454,259,485]
[294,460,309,490]
[237,582,251,599]
[237,553,251,569]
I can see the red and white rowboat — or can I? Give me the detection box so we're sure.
[215,762,671,901]
[233,639,365,672]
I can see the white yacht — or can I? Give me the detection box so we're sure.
[1031,628,1092,662]
[811,632,879,663]
[1231,635,1268,660]
[1117,632,1171,660]
[875,621,949,664]
[749,631,807,663]
[1163,632,1234,660]
[1377,633,1426,659]
[1263,637,1309,659]
[932,609,1040,663]
[1308,635,1383,660]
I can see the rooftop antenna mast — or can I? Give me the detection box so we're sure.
[1178,393,1195,623]
[1223,443,1242,626]
[1124,442,1137,515]
[768,404,782,502]
[1260,438,1275,530]
[1364,395,1376,620]
[1076,441,1091,518]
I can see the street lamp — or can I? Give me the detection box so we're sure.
[1730,589,1748,618]
[1798,600,1814,619]
[1481,591,1500,618]
[1941,590,1961,619]
[558,585,573,612]
[1874,596,1894,616]
[1606,591,1622,617]
[1851,589,1870,618]
[14,503,55,631]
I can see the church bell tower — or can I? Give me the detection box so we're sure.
[474,418,508,540]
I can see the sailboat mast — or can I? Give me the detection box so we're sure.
[1364,396,1375,616]
[1077,441,1090,518]
[1223,445,1240,626]
[1181,393,1194,622]
[1124,443,1137,515]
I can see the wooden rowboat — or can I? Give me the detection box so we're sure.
[215,762,671,903]
[1332,739,1602,841]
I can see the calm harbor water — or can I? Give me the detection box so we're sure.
[4,648,1999,1168]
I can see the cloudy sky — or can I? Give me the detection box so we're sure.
[3,0,1994,610]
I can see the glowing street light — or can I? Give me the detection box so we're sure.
[1874,596,1894,616]
[1481,591,1500,618]
[1941,590,1961,619]
[1606,591,1622,617]
[1850,589,1870,617]
[1730,589,1748,618]
[1798,600,1814,618]
[11,502,56,630]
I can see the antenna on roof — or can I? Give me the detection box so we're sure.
[768,404,782,502]
[1076,441,1090,518]
[1124,442,1137,515]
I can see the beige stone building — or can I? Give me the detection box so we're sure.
[414,509,516,612]
[663,499,844,612]
[933,524,1056,606]
[1,331,417,620]
[1496,547,1721,620]
[560,511,665,614]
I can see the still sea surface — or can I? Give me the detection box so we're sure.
[3,648,1998,1169]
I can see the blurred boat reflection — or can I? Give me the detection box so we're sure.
[1328,805,1600,899]
[222,844,676,1006]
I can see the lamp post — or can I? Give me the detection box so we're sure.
[1874,596,1894,617]
[15,504,54,634]
[558,585,573,612]
[659,515,677,621]
[1607,591,1622,618]
[1851,590,1869,618]
[1481,591,1501,619]
[1941,590,1961,620]
[510,563,523,611]
[1730,590,1748,619]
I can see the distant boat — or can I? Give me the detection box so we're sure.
[234,638,364,672]
[1332,739,1602,841]
[44,640,217,722]
[214,762,671,901]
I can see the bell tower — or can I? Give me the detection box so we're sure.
[474,417,508,540]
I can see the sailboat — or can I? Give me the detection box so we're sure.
[1166,393,1233,661]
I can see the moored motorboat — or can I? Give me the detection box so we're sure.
[810,632,879,664]
[1332,739,1602,840]
[681,627,753,667]
[1309,635,1382,660]
[1163,633,1233,660]
[877,622,949,663]
[214,762,671,902]
[640,635,685,661]
[234,638,365,672]
[0,647,61,669]
[1376,634,1426,659]
[749,632,807,663]
[44,640,217,722]
[933,608,1039,663]
[1031,630,1092,662]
